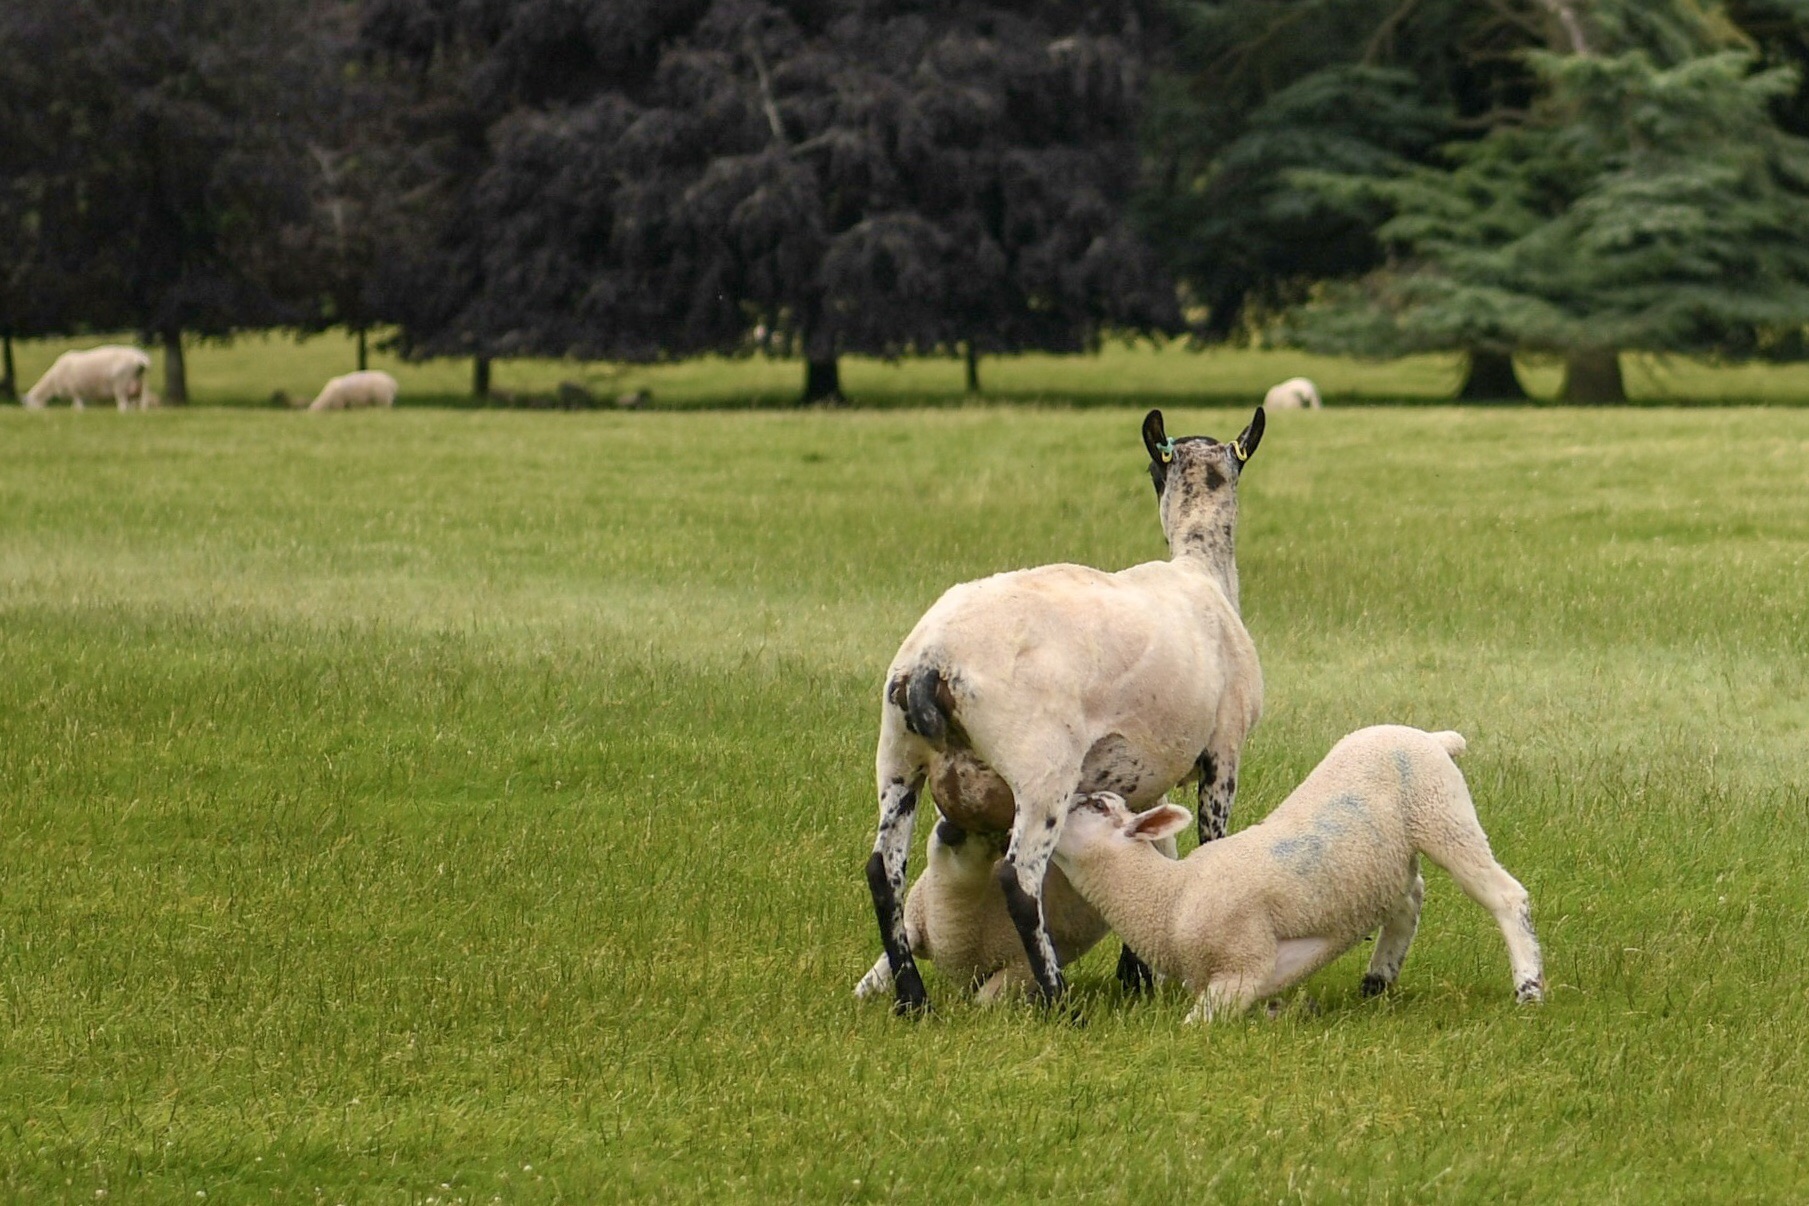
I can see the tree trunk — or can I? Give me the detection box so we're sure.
[802,356,843,404]
[473,354,491,400]
[1560,349,1625,404]
[964,341,980,394]
[162,328,188,404]
[356,328,367,372]
[1457,349,1526,402]
[0,330,14,402]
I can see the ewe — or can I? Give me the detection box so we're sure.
[1051,726,1545,1023]
[1262,377,1321,410]
[23,346,153,411]
[866,408,1265,1013]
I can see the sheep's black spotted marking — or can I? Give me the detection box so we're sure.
[996,861,1066,1003]
[934,817,967,848]
[1196,751,1218,786]
[866,850,927,1014]
[1044,816,1057,830]
[1202,463,1226,491]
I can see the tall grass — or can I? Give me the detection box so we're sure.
[0,405,1805,1199]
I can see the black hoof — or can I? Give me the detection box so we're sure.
[1360,973,1390,998]
[1115,945,1156,995]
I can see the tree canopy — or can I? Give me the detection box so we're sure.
[361,0,1180,400]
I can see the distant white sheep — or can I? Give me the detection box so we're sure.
[23,346,153,411]
[854,818,1108,1003]
[1263,377,1321,410]
[295,370,398,412]
[865,408,1266,1014]
[1051,725,1544,1022]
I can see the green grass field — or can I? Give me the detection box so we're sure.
[1,401,1807,1201]
[17,328,1809,407]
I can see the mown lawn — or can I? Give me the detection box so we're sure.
[0,403,1806,1201]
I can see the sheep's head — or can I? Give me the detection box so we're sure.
[1141,406,1264,564]
[1056,792,1193,860]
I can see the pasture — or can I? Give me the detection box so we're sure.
[0,401,1806,1200]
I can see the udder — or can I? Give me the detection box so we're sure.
[929,751,1017,834]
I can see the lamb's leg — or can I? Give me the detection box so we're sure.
[1362,860,1425,997]
[995,762,1084,1007]
[867,715,929,1015]
[853,954,893,1000]
[1185,975,1263,1024]
[1417,804,1544,1003]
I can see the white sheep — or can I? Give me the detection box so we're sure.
[1262,376,1321,410]
[1051,726,1545,1023]
[866,408,1266,1014]
[23,345,153,411]
[295,370,398,412]
[854,818,1108,1003]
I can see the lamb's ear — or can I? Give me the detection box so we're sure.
[1231,406,1265,466]
[1142,409,1173,466]
[1127,803,1192,843]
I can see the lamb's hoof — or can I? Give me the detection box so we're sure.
[1264,998,1286,1020]
[1515,978,1545,1005]
[1360,973,1391,998]
[1115,945,1156,996]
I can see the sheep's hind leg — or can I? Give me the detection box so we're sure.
[996,762,1084,1009]
[1362,861,1425,997]
[868,717,930,1015]
[1417,809,1544,1003]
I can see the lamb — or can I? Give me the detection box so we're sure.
[288,369,399,412]
[23,345,153,411]
[1051,726,1545,1023]
[854,818,1109,1004]
[1262,377,1321,410]
[866,407,1266,1014]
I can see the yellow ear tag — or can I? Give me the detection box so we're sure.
[1231,438,1249,464]
[1157,438,1175,464]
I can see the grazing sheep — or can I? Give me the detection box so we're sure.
[854,818,1109,1004]
[23,346,152,411]
[300,369,398,412]
[1263,377,1321,410]
[866,408,1266,1014]
[1051,726,1545,1023]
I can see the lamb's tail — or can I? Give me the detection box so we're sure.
[888,664,955,744]
[1431,730,1467,759]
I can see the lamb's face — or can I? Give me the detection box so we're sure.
[1056,793,1192,859]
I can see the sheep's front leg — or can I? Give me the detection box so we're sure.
[867,770,929,1015]
[1195,745,1241,845]
[1362,862,1424,997]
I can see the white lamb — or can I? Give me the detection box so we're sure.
[866,408,1266,1014]
[23,345,153,411]
[1262,376,1321,410]
[301,370,398,412]
[854,819,1109,1003]
[1051,726,1545,1023]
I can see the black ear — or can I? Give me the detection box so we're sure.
[1232,406,1265,466]
[1142,409,1171,464]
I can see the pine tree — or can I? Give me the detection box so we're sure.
[1281,2,1809,402]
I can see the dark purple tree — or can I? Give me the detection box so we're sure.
[363,0,1179,401]
[0,0,326,402]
